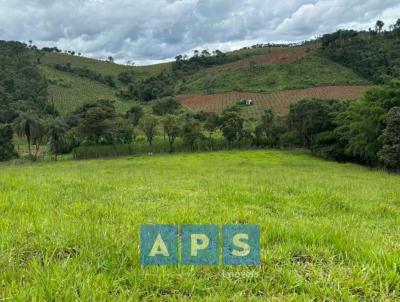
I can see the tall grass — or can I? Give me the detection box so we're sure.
[1,151,399,300]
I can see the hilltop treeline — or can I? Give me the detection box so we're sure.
[118,49,240,101]
[320,19,400,83]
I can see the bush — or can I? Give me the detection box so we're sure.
[378,107,400,171]
[0,124,18,161]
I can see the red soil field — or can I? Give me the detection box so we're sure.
[209,46,314,72]
[179,85,371,118]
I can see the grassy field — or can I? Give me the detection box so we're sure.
[42,52,164,78]
[0,150,399,301]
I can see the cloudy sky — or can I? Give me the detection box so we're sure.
[0,0,399,65]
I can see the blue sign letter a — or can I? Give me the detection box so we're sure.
[140,224,178,266]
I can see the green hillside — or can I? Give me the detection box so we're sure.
[40,65,132,115]
[39,52,170,115]
[180,54,370,95]
[36,41,375,116]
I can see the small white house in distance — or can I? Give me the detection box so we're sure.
[246,99,253,106]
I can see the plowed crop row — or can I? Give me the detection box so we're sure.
[179,85,371,118]
[209,47,313,72]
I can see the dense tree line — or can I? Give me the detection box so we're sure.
[282,81,400,170]
[118,49,244,101]
[0,41,50,124]
[2,82,400,171]
[320,19,400,83]
[171,50,237,77]
[0,124,17,161]
[0,40,61,161]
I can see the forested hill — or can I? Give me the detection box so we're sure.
[320,26,400,83]
[0,41,53,123]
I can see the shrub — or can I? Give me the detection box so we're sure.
[0,124,18,161]
[378,107,400,171]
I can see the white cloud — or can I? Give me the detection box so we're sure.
[0,0,399,65]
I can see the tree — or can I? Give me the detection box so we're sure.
[73,100,133,146]
[255,108,285,147]
[110,118,134,145]
[125,105,144,126]
[32,119,47,159]
[378,107,400,171]
[334,81,400,164]
[104,75,116,87]
[77,102,116,144]
[0,125,17,161]
[394,19,400,30]
[162,115,181,152]
[204,112,220,149]
[13,112,40,158]
[139,115,158,150]
[118,71,134,85]
[220,111,244,145]
[136,71,174,101]
[287,99,340,149]
[152,97,182,116]
[181,117,203,150]
[375,20,384,33]
[46,117,68,160]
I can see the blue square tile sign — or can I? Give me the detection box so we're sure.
[140,224,260,266]
[181,224,219,265]
[140,224,178,266]
[222,224,260,266]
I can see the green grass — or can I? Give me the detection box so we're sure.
[42,52,133,77]
[0,150,399,301]
[180,54,370,95]
[42,52,161,79]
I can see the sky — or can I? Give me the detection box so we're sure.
[0,0,399,65]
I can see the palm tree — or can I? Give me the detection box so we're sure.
[13,112,40,159]
[46,117,68,160]
[32,119,47,159]
[375,20,384,33]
